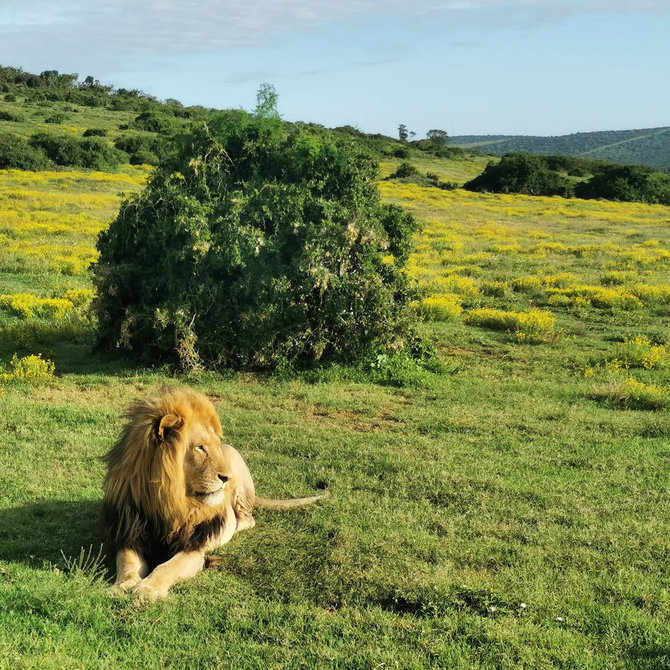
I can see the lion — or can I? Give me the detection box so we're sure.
[102,388,327,599]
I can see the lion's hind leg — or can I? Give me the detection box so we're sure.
[235,513,255,532]
[233,494,255,532]
[111,548,149,594]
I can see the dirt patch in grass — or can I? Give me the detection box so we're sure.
[302,406,407,434]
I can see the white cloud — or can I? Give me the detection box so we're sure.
[1,1,407,54]
[1,0,668,60]
[1,0,667,91]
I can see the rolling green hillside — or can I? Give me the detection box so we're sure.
[452,127,670,171]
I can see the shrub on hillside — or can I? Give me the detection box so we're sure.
[128,149,159,165]
[386,163,457,191]
[463,153,572,197]
[78,138,125,170]
[113,134,165,164]
[390,162,420,179]
[29,133,80,166]
[29,132,124,170]
[411,139,466,158]
[93,110,420,371]
[541,154,608,177]
[45,113,67,124]
[131,111,178,134]
[574,164,670,205]
[113,134,150,153]
[83,128,108,137]
[0,134,51,170]
[0,109,23,122]
[392,146,410,159]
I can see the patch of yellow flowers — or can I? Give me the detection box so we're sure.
[631,283,670,304]
[608,336,668,370]
[0,168,146,280]
[583,336,670,409]
[415,294,463,321]
[591,375,670,410]
[2,240,100,275]
[0,353,56,395]
[0,289,95,319]
[381,178,669,334]
[545,285,643,310]
[464,308,556,343]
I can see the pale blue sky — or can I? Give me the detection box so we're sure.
[1,1,668,138]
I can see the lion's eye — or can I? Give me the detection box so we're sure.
[195,445,207,454]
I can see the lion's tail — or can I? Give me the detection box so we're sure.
[254,490,329,510]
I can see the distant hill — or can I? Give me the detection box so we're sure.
[451,127,670,171]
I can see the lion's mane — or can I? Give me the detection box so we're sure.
[102,389,226,563]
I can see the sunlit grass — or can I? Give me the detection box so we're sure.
[379,153,493,185]
[0,99,139,141]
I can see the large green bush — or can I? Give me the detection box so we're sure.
[574,164,670,205]
[113,133,166,165]
[462,153,670,204]
[463,153,572,197]
[29,132,125,170]
[0,134,51,170]
[93,111,419,371]
[131,111,179,134]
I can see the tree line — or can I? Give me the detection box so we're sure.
[0,65,207,116]
[462,153,670,205]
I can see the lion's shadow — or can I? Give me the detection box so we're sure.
[0,499,109,568]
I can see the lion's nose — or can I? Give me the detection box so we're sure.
[218,475,229,483]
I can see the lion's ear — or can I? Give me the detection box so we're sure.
[155,413,183,442]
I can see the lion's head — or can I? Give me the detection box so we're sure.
[103,389,231,540]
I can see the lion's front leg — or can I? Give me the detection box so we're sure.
[111,548,149,593]
[132,550,205,600]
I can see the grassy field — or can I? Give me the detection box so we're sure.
[379,153,492,185]
[0,159,669,669]
[0,96,149,141]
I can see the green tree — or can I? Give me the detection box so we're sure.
[398,124,408,142]
[254,82,279,118]
[93,109,419,371]
[426,129,448,146]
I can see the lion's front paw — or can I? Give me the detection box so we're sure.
[132,579,168,601]
[110,577,141,595]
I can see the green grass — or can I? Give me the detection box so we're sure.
[380,153,493,185]
[0,157,669,668]
[0,97,145,141]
